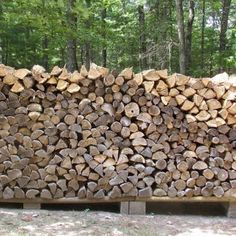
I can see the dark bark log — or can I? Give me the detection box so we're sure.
[175,0,186,74]
[185,0,195,74]
[219,0,231,71]
[66,0,78,72]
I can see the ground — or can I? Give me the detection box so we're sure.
[0,206,236,236]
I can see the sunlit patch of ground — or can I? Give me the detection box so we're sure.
[0,208,235,236]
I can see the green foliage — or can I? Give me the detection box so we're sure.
[0,0,235,75]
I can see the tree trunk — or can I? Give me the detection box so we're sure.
[66,0,78,72]
[0,4,2,64]
[185,0,195,74]
[42,36,49,70]
[219,0,231,71]
[0,38,2,64]
[175,0,186,74]
[201,0,206,74]
[138,5,147,70]
[85,0,91,70]
[41,0,49,70]
[102,8,107,67]
[85,42,91,70]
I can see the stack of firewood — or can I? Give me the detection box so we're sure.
[0,63,236,200]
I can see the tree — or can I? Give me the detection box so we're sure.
[201,0,206,74]
[42,0,49,70]
[185,0,195,73]
[85,0,91,70]
[175,0,186,74]
[101,7,107,67]
[138,4,147,70]
[0,0,235,75]
[66,0,78,72]
[219,0,232,71]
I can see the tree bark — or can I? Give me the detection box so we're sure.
[185,0,195,74]
[219,0,231,71]
[0,37,2,64]
[66,0,78,72]
[201,0,206,74]
[102,8,107,67]
[42,0,49,70]
[85,0,91,70]
[42,36,49,70]
[0,4,2,64]
[175,0,186,74]
[138,5,147,70]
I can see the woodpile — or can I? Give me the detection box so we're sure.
[0,63,236,200]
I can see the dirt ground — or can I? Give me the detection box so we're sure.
[0,205,236,236]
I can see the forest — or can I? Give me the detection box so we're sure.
[0,0,235,76]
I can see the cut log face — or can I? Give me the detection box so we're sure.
[124,103,140,118]
[0,64,235,200]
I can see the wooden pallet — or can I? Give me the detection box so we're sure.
[0,197,235,217]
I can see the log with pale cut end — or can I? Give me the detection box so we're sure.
[175,73,189,86]
[56,79,69,91]
[228,103,236,114]
[14,68,31,79]
[175,94,187,105]
[47,76,58,84]
[203,169,214,180]
[104,74,115,86]
[67,83,81,93]
[101,103,114,116]
[192,161,208,170]
[142,69,160,81]
[11,81,24,93]
[119,67,133,80]
[207,99,222,110]
[143,81,154,93]
[3,73,18,85]
[156,80,168,92]
[26,189,40,199]
[206,118,226,127]
[124,102,140,118]
[157,69,168,79]
[182,87,196,97]
[0,64,14,77]
[181,100,194,111]
[133,73,143,85]
[88,66,101,79]
[156,159,167,170]
[51,65,62,75]
[195,111,211,121]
